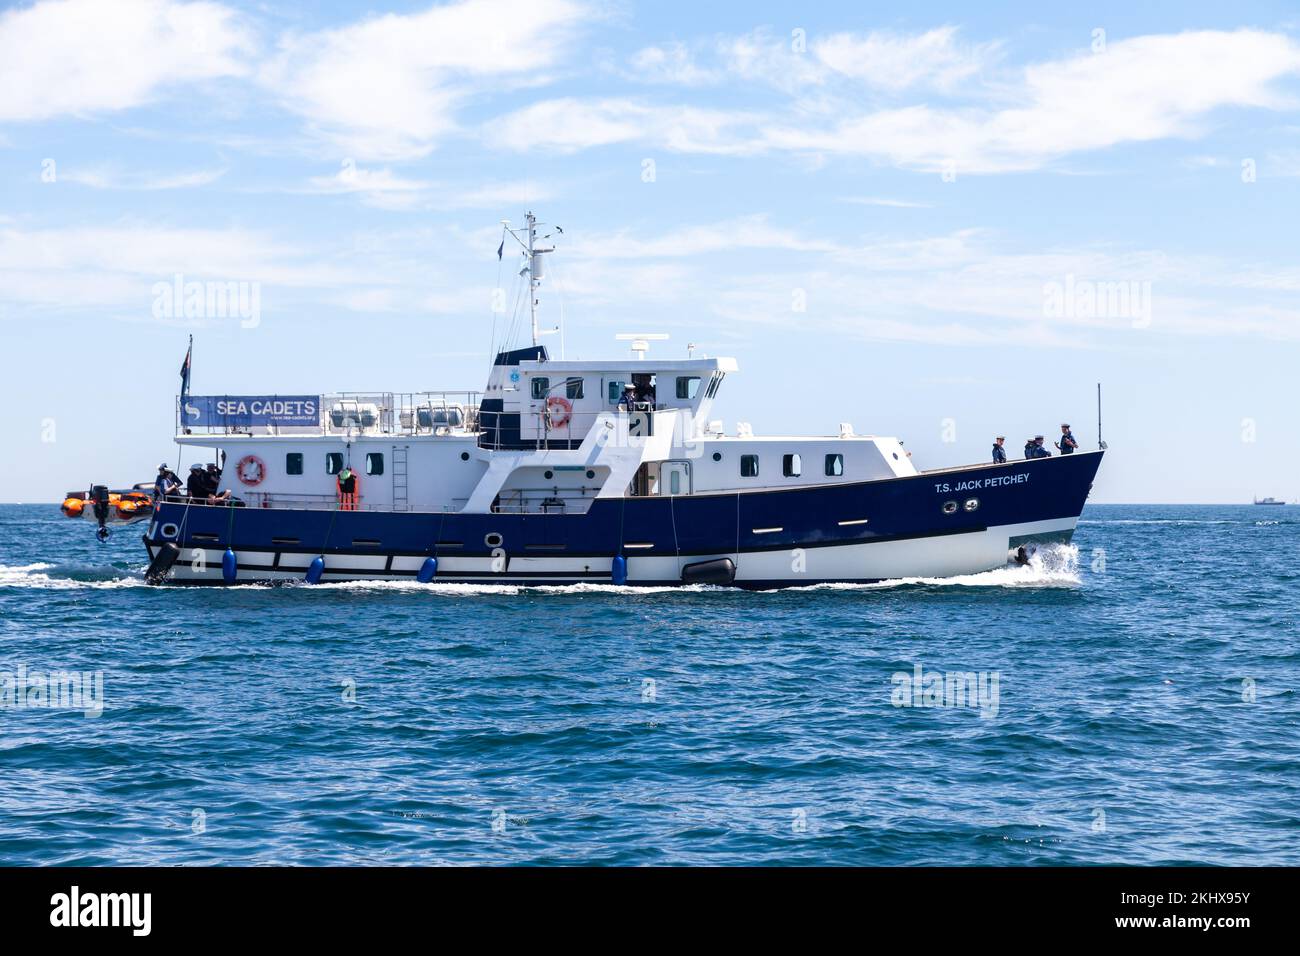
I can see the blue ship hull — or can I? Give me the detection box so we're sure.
[144,451,1103,587]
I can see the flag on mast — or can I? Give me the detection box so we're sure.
[179,336,192,402]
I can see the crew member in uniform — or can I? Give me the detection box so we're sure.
[1027,435,1052,458]
[1056,424,1078,455]
[992,436,1007,463]
[617,384,637,411]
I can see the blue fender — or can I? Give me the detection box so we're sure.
[221,548,238,584]
[417,556,438,583]
[305,555,325,585]
[611,554,627,585]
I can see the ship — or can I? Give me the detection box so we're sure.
[72,213,1105,587]
[1253,496,1287,506]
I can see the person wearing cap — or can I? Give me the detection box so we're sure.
[1055,423,1078,455]
[185,464,209,498]
[991,436,1007,464]
[153,464,180,500]
[1027,435,1052,459]
[617,383,637,411]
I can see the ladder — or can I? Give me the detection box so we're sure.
[392,445,409,512]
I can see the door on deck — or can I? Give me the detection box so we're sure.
[660,460,692,496]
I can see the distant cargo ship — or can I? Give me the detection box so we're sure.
[1253,496,1287,506]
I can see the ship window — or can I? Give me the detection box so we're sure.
[782,454,802,477]
[286,453,303,475]
[676,376,701,400]
[740,455,759,478]
[825,454,844,477]
[564,377,584,400]
[326,453,344,475]
[530,376,550,400]
[366,453,384,476]
[607,381,626,404]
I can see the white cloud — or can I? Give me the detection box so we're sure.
[261,0,588,160]
[488,97,761,154]
[628,43,720,86]
[813,26,999,91]
[763,30,1300,172]
[0,0,254,122]
[838,196,933,209]
[514,29,1300,173]
[61,166,228,190]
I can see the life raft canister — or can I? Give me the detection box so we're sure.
[235,454,266,486]
[545,396,572,428]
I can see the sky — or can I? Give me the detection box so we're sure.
[2,0,1299,503]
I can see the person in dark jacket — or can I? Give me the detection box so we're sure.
[1056,424,1078,455]
[185,465,208,498]
[154,464,180,500]
[992,436,1007,463]
[1026,436,1052,459]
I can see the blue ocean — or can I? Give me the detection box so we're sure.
[1,503,1295,866]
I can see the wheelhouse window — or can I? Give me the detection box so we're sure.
[783,454,802,477]
[366,453,384,476]
[607,381,626,404]
[326,453,344,475]
[530,376,550,400]
[676,376,701,400]
[740,455,759,478]
[825,454,844,477]
[285,453,303,475]
[564,377,584,400]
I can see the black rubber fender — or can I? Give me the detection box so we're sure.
[145,540,181,585]
[680,557,736,585]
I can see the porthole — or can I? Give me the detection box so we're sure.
[892,452,899,460]
[544,470,554,479]
[942,501,958,515]
[712,452,722,462]
[586,470,595,479]
[460,452,470,461]
[964,498,980,512]
[484,532,503,548]
[159,522,179,539]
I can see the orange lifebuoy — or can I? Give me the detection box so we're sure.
[546,396,572,428]
[234,454,266,486]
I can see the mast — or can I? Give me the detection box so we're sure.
[525,211,554,348]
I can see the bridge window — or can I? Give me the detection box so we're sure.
[825,454,844,477]
[676,376,701,400]
[564,377,584,400]
[782,454,802,477]
[607,381,626,404]
[740,455,759,478]
[530,376,550,400]
[326,453,344,475]
[366,453,384,476]
[286,453,303,475]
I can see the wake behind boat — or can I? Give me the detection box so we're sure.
[70,213,1104,587]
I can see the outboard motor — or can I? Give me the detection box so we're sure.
[90,485,111,541]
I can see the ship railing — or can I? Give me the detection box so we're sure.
[176,391,482,437]
[483,486,601,515]
[478,405,662,450]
